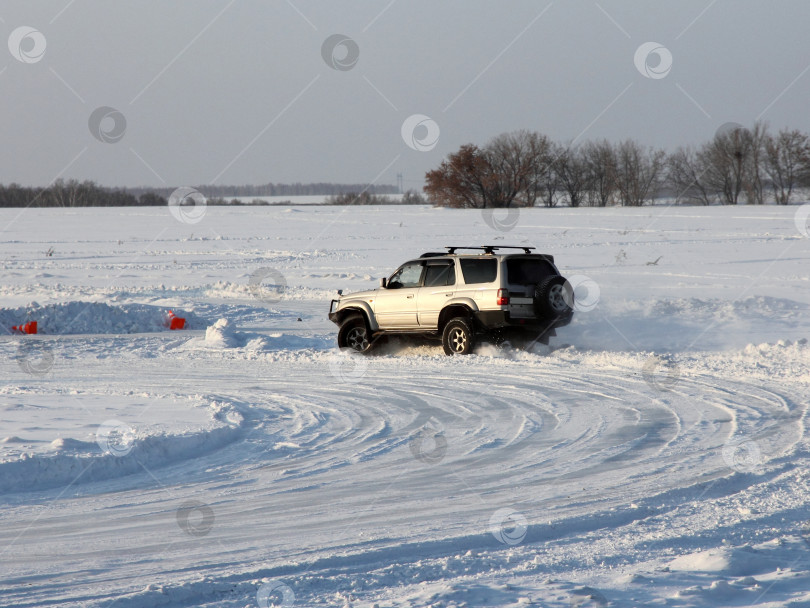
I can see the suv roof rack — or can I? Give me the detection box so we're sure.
[419,252,447,258]
[445,245,536,255]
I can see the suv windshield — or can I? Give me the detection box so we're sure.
[460,258,497,284]
[506,258,556,285]
[388,262,423,288]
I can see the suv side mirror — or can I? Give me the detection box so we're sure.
[379,277,387,289]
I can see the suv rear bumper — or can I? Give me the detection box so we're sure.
[474,309,573,332]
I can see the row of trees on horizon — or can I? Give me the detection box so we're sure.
[0,181,165,208]
[2,123,809,208]
[126,182,398,200]
[424,123,810,208]
[0,182,400,209]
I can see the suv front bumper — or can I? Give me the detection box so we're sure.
[328,299,340,324]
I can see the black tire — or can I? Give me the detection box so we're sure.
[534,275,573,318]
[442,317,475,355]
[337,314,373,353]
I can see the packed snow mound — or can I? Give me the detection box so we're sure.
[203,317,330,351]
[0,301,206,335]
[205,318,242,348]
[669,546,779,577]
[744,337,809,355]
[204,317,276,350]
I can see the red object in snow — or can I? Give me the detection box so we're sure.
[12,321,38,334]
[167,310,185,330]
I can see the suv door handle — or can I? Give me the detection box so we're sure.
[445,292,453,296]
[406,294,414,299]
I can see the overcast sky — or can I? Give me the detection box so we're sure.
[2,0,809,189]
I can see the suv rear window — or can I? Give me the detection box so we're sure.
[460,258,497,284]
[506,258,556,285]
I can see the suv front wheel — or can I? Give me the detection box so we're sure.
[442,317,475,355]
[337,314,373,353]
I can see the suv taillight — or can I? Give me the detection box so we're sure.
[497,289,509,306]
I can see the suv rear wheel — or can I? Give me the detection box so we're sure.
[337,314,372,353]
[442,317,475,355]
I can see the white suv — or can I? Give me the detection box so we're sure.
[328,246,574,355]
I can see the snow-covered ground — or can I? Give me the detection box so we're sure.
[1,204,809,608]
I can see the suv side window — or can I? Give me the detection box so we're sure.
[459,258,497,284]
[424,263,455,287]
[388,262,424,288]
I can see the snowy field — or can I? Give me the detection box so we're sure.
[1,204,810,608]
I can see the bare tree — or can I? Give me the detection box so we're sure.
[614,140,666,206]
[48,179,85,208]
[582,139,617,207]
[486,130,553,207]
[529,141,562,207]
[702,125,755,204]
[425,132,554,208]
[516,131,554,207]
[554,144,587,208]
[667,146,714,205]
[743,121,768,204]
[764,128,810,205]
[424,144,492,208]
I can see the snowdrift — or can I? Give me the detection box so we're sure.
[0,301,206,335]
[0,398,245,494]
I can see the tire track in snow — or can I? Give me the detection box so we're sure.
[1,353,805,607]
